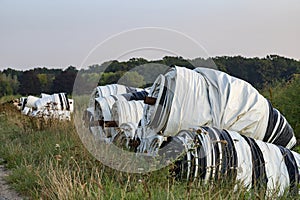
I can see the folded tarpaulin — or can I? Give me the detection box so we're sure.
[141,66,296,148]
[158,127,300,197]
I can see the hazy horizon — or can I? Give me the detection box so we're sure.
[1,0,299,70]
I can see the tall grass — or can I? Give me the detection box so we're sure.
[261,74,300,143]
[0,101,299,199]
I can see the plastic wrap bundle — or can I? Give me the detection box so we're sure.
[20,97,29,114]
[18,93,73,120]
[109,101,144,148]
[94,91,148,122]
[32,108,71,121]
[21,107,31,115]
[91,91,146,139]
[84,84,147,138]
[19,97,27,109]
[25,96,40,108]
[141,66,295,148]
[112,122,139,149]
[89,84,142,108]
[159,127,300,196]
[39,93,74,112]
[40,93,51,98]
[35,93,72,111]
[92,95,129,139]
[111,100,144,126]
[94,95,127,123]
[20,96,39,115]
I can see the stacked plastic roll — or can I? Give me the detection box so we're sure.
[19,93,74,120]
[141,66,295,148]
[94,95,127,122]
[89,84,142,108]
[93,94,128,139]
[25,96,40,108]
[87,88,148,141]
[21,96,39,115]
[159,127,300,197]
[111,100,144,126]
[35,93,71,111]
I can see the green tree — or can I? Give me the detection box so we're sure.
[52,66,77,95]
[0,73,19,96]
[118,71,146,88]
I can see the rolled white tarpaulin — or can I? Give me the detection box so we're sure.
[94,95,127,122]
[112,122,139,149]
[90,91,148,141]
[21,106,31,115]
[31,109,71,121]
[25,95,39,108]
[93,94,128,139]
[20,97,28,111]
[40,93,51,98]
[35,93,72,112]
[90,90,148,124]
[19,93,73,120]
[35,96,52,110]
[158,127,300,197]
[20,96,38,116]
[52,93,71,111]
[89,84,143,108]
[142,66,296,148]
[111,100,144,126]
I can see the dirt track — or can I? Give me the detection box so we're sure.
[0,161,23,200]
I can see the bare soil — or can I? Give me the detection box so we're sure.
[0,162,23,200]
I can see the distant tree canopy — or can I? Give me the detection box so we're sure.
[0,55,299,97]
[0,73,19,96]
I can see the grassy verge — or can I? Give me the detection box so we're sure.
[1,85,300,200]
[0,104,298,199]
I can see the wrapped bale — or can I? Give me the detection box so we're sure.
[89,84,142,108]
[92,95,128,140]
[112,122,139,150]
[19,97,27,109]
[84,83,147,135]
[35,93,72,111]
[31,93,73,120]
[141,66,295,148]
[111,100,144,126]
[20,96,39,115]
[110,101,144,147]
[159,127,300,197]
[40,93,51,98]
[90,91,148,141]
[25,95,39,108]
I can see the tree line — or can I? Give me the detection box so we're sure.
[0,55,299,97]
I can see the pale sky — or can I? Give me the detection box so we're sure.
[0,0,299,70]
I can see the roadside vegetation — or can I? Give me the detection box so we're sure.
[0,73,299,199]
